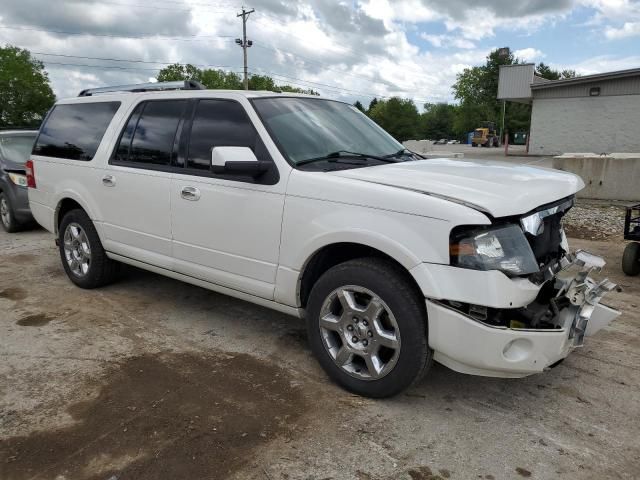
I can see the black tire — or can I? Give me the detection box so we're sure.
[0,191,21,233]
[58,208,120,288]
[622,242,640,276]
[306,257,432,398]
[471,143,477,147]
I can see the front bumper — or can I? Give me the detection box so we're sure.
[426,250,620,378]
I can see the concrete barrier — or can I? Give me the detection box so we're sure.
[403,140,433,154]
[552,154,640,201]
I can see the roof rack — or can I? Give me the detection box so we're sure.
[78,80,205,97]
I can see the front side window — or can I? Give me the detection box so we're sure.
[33,102,120,161]
[251,97,403,165]
[123,100,187,166]
[0,134,37,166]
[186,99,269,170]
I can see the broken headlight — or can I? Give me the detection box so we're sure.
[450,224,540,276]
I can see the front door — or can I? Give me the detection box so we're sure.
[170,98,285,300]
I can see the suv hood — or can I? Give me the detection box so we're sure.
[330,158,584,217]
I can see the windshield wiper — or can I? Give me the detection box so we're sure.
[384,148,423,160]
[297,150,400,166]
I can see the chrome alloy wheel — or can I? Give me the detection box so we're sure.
[0,197,10,228]
[319,285,401,380]
[63,223,91,277]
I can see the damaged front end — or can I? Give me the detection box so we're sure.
[441,249,620,347]
[432,196,620,377]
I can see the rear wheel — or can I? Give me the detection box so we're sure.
[306,258,432,398]
[622,242,640,276]
[59,209,120,288]
[0,192,20,233]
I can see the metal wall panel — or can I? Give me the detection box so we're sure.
[533,76,640,99]
[497,64,535,101]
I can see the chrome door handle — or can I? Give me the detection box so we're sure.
[102,175,116,187]
[180,186,201,201]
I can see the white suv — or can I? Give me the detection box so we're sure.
[27,81,619,397]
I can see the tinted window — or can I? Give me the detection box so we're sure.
[33,102,120,161]
[187,100,268,170]
[124,100,186,166]
[0,134,37,166]
[115,103,144,162]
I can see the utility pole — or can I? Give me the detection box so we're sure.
[236,7,255,90]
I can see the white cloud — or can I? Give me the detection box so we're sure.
[605,21,640,39]
[420,33,475,49]
[0,0,636,110]
[513,48,545,62]
[566,54,640,75]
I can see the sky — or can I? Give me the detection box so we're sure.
[1,0,639,107]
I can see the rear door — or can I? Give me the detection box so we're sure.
[170,98,285,299]
[98,99,187,270]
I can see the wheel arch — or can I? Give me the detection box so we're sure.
[297,241,424,309]
[54,195,95,236]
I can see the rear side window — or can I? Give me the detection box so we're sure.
[115,100,186,166]
[33,102,120,161]
[187,100,270,170]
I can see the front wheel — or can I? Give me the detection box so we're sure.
[306,258,432,398]
[622,242,640,276]
[59,209,120,288]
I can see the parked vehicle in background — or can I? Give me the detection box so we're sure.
[0,130,38,232]
[433,138,447,144]
[27,81,620,398]
[471,121,500,147]
[446,140,460,144]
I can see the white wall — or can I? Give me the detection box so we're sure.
[529,95,640,155]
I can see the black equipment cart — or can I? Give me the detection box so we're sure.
[622,203,640,276]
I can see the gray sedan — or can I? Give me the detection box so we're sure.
[0,130,38,232]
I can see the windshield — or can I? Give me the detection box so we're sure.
[0,134,36,166]
[252,97,404,165]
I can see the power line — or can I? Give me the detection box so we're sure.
[33,51,236,69]
[248,68,384,98]
[0,25,234,41]
[41,61,164,72]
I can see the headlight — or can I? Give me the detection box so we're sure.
[450,224,540,276]
[7,172,28,187]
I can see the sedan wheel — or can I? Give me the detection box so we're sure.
[0,196,10,228]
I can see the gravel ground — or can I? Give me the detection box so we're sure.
[563,200,628,241]
[1,227,639,480]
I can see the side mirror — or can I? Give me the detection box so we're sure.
[210,146,270,176]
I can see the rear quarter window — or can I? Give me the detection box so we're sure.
[33,102,121,161]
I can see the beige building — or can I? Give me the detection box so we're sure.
[498,64,640,155]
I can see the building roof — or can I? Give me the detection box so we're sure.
[530,67,640,90]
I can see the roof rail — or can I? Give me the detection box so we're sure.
[78,80,205,97]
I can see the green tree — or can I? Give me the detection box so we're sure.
[368,97,420,141]
[0,45,55,128]
[420,103,456,139]
[156,64,317,94]
[156,63,202,82]
[367,97,378,114]
[453,48,556,138]
[453,48,519,129]
[536,62,577,81]
[353,100,365,112]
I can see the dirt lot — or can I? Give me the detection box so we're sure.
[1,219,639,479]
